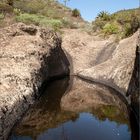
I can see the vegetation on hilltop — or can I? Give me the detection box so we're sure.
[0,0,84,30]
[0,0,139,39]
[92,8,140,39]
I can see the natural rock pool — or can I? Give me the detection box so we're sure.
[9,77,135,140]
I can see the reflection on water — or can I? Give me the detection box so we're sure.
[10,77,132,140]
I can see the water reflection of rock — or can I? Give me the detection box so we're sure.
[61,77,129,124]
[13,77,129,138]
[14,77,79,138]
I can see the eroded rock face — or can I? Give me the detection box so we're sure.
[0,23,69,140]
[77,31,139,96]
[77,31,139,127]
[62,29,117,75]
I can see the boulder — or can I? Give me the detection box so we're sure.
[0,23,69,140]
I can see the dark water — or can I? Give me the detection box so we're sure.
[10,77,133,140]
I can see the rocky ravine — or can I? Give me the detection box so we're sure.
[0,23,70,140]
[62,29,139,124]
[0,23,139,139]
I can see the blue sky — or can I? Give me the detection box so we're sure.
[58,0,139,21]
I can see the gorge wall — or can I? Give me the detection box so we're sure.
[127,44,140,126]
[0,23,70,140]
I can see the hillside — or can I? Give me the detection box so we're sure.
[92,8,140,39]
[0,0,86,29]
[0,1,139,38]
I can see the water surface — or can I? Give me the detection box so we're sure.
[10,77,132,140]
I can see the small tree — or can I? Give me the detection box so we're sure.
[63,0,70,6]
[72,8,81,17]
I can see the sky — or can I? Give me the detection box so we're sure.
[58,0,140,21]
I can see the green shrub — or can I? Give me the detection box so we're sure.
[130,14,140,33]
[123,23,131,37]
[123,15,140,38]
[92,19,106,31]
[93,11,112,32]
[116,13,132,26]
[72,8,81,17]
[40,19,62,30]
[61,18,70,27]
[13,8,21,15]
[16,13,63,30]
[0,13,4,19]
[16,13,41,25]
[103,23,119,35]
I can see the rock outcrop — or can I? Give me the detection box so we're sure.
[62,29,139,95]
[62,29,117,75]
[0,23,70,140]
[78,31,139,96]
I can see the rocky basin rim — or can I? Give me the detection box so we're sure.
[76,75,129,104]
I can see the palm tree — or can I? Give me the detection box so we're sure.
[97,11,110,21]
[97,11,108,18]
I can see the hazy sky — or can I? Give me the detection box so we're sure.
[58,0,139,21]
